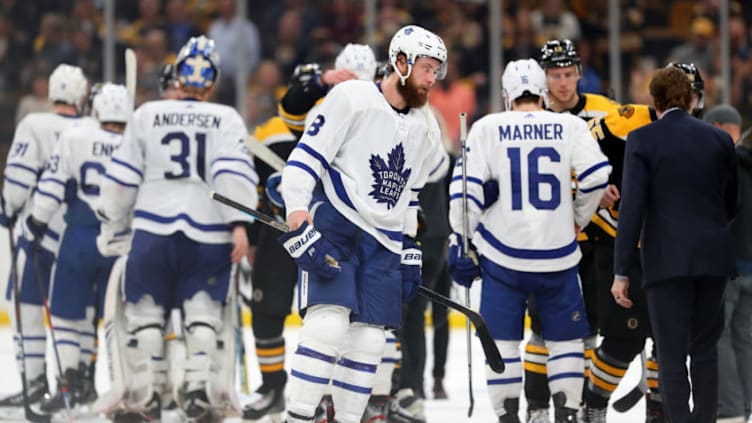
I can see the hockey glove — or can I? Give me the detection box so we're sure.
[447,233,480,288]
[265,172,284,209]
[0,196,15,228]
[25,215,46,247]
[401,236,422,302]
[278,221,341,279]
[96,226,132,257]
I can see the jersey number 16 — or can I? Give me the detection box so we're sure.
[507,146,561,210]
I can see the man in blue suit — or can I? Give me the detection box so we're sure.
[611,65,738,423]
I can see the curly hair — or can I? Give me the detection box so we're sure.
[649,66,693,113]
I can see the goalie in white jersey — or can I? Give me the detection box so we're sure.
[446,59,611,423]
[96,35,258,423]
[0,64,95,408]
[279,25,448,423]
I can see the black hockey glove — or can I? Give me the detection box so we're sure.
[278,221,341,279]
[401,236,422,302]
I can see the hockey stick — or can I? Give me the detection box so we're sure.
[244,135,287,172]
[612,350,647,412]
[209,191,505,374]
[458,111,474,417]
[32,243,74,422]
[233,266,250,394]
[125,48,137,100]
[7,229,51,423]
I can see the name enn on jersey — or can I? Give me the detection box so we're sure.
[499,123,563,141]
[152,112,221,129]
[92,141,117,157]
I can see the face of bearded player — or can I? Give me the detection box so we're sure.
[398,56,441,108]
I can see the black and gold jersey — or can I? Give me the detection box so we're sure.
[278,64,328,137]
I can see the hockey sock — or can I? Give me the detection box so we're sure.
[647,355,660,400]
[523,333,550,410]
[51,316,83,373]
[252,313,287,390]
[79,307,97,369]
[287,305,349,420]
[488,340,523,417]
[586,348,630,408]
[372,331,398,396]
[545,338,585,410]
[331,324,385,423]
[13,303,47,384]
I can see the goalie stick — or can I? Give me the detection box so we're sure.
[125,48,137,100]
[209,191,505,374]
[612,350,647,412]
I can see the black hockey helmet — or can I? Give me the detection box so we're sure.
[669,62,704,116]
[539,39,581,70]
[159,63,177,95]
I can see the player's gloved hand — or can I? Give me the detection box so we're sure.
[278,221,341,279]
[483,180,499,209]
[25,215,46,246]
[0,196,16,228]
[265,172,284,208]
[401,236,422,302]
[97,225,132,257]
[447,233,480,288]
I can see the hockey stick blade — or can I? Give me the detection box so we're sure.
[209,191,506,373]
[417,286,504,373]
[125,48,137,99]
[244,135,286,172]
[612,384,645,412]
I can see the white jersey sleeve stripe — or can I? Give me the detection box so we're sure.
[39,177,66,188]
[103,173,140,189]
[110,157,143,177]
[428,155,447,177]
[133,210,230,232]
[286,161,319,181]
[477,223,578,259]
[211,157,256,173]
[449,192,483,210]
[35,188,63,203]
[577,160,610,182]
[580,182,609,193]
[7,163,39,175]
[409,200,419,207]
[450,175,484,186]
[4,176,31,190]
[212,169,258,186]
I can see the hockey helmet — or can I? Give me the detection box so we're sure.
[388,25,447,84]
[49,64,88,109]
[159,63,177,95]
[175,35,220,89]
[502,59,548,111]
[669,62,704,115]
[335,43,377,81]
[92,83,132,124]
[539,39,581,71]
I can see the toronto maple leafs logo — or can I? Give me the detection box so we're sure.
[369,144,412,209]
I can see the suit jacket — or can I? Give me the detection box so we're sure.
[614,109,738,286]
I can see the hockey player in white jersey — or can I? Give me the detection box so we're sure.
[0,63,94,409]
[23,83,132,413]
[279,25,448,423]
[96,35,258,423]
[446,59,611,423]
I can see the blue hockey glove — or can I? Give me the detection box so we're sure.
[401,236,422,302]
[447,233,480,288]
[265,171,284,209]
[483,180,499,208]
[25,215,46,247]
[0,196,15,228]
[278,221,341,279]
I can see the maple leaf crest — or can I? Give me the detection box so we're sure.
[368,143,412,209]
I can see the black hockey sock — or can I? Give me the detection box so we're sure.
[523,341,550,409]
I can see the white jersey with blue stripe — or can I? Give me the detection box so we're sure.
[99,99,259,244]
[32,125,123,228]
[2,112,97,251]
[281,80,447,254]
[449,110,611,272]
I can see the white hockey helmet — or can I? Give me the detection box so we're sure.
[388,25,447,85]
[175,35,220,89]
[92,83,132,124]
[335,43,377,81]
[48,64,88,109]
[502,59,548,111]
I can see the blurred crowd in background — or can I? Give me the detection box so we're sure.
[0,0,750,152]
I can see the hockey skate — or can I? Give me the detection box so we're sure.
[242,386,285,422]
[431,378,447,400]
[78,361,98,405]
[40,369,80,413]
[552,392,578,423]
[387,388,425,423]
[645,392,665,423]
[0,373,48,407]
[111,393,161,423]
[361,395,388,423]
[184,389,214,423]
[583,405,606,423]
[526,408,549,423]
[499,398,521,423]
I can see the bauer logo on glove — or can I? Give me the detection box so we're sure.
[279,221,342,278]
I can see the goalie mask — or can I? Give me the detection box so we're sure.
[539,39,581,73]
[669,62,705,116]
[176,35,220,89]
[502,59,548,111]
[335,43,378,81]
[388,25,447,85]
